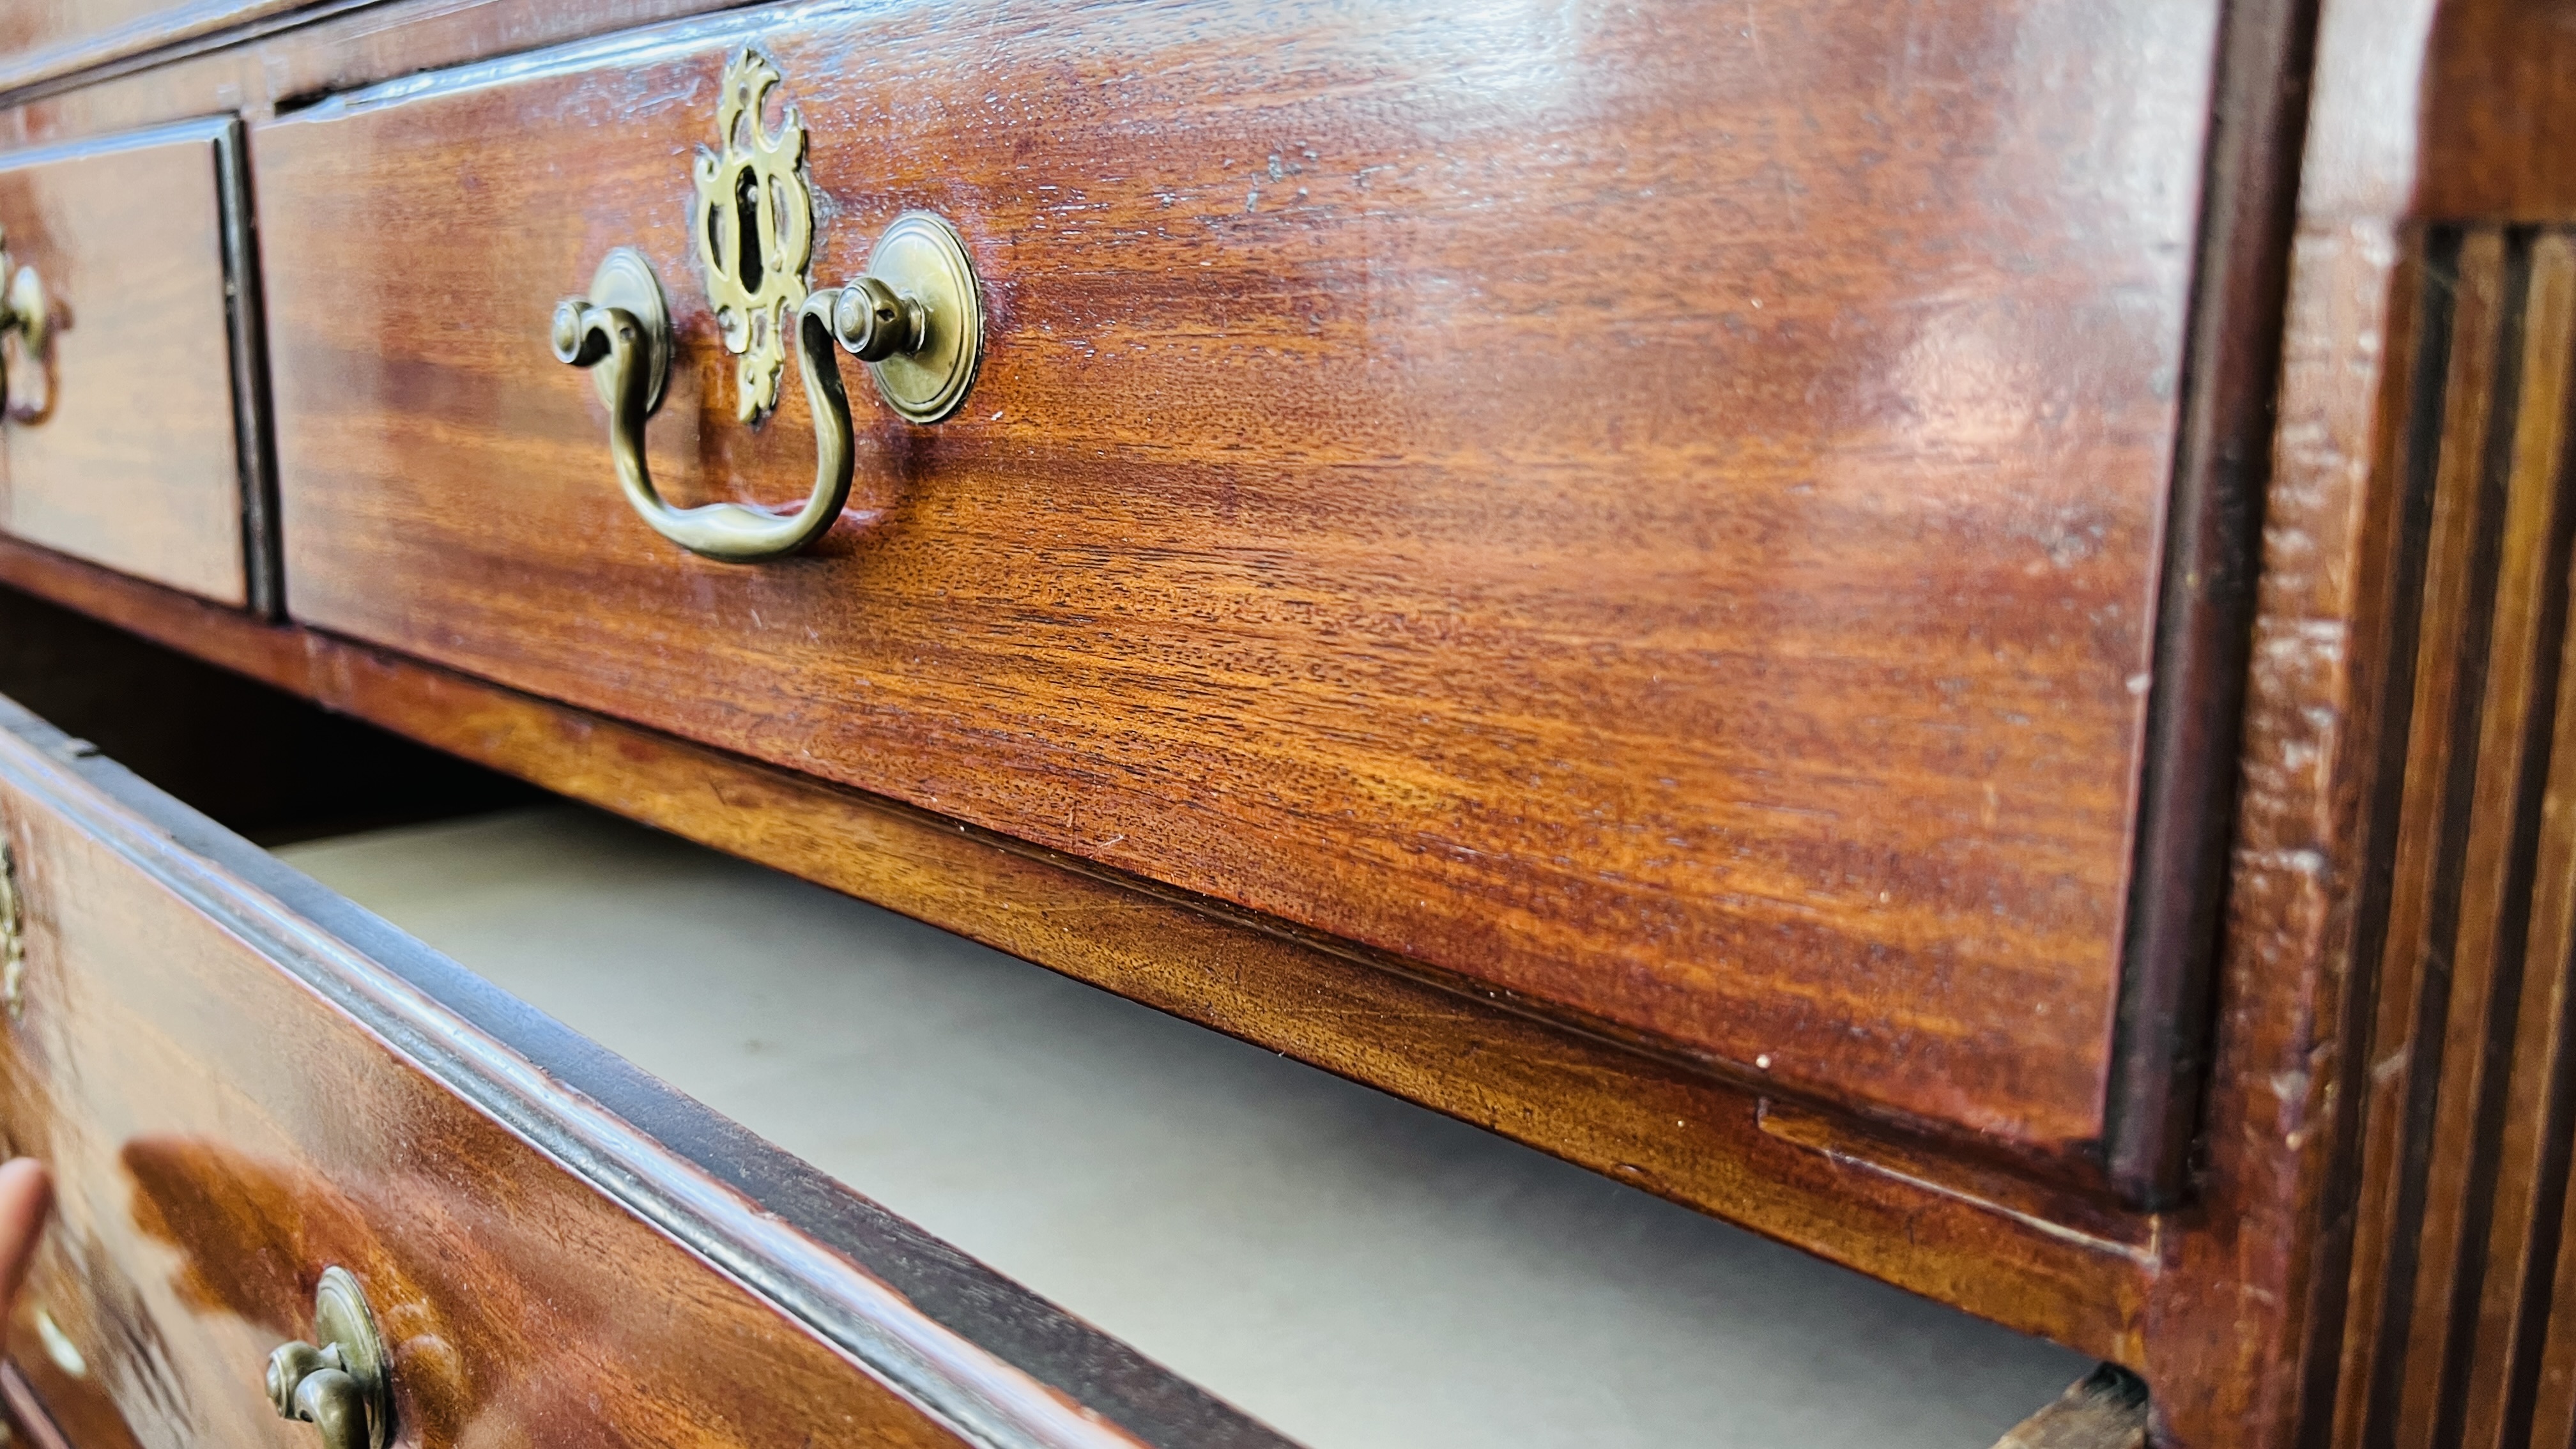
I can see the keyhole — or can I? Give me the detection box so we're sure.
[733,165,763,294]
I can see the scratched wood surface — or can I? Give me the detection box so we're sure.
[2306,230,2576,1449]
[0,121,243,604]
[0,693,1294,1448]
[256,0,2230,1169]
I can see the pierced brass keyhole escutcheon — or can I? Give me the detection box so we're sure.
[694,47,813,424]
[264,1266,392,1449]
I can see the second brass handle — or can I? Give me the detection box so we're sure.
[264,1266,392,1449]
[0,227,49,422]
[551,249,852,562]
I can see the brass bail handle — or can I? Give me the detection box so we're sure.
[551,248,854,562]
[549,214,982,564]
[0,226,49,420]
[264,1266,394,1449]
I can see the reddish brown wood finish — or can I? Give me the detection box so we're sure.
[0,1,330,101]
[2308,230,2576,1449]
[0,691,1289,1448]
[0,0,759,148]
[5,1343,141,1449]
[2414,0,2576,224]
[0,0,2567,1444]
[0,737,954,1447]
[0,1358,109,1449]
[257,0,2229,1172]
[0,120,247,604]
[0,539,2158,1370]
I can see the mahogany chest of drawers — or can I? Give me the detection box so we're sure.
[0,1,2559,1445]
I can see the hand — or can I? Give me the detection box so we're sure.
[0,1158,52,1332]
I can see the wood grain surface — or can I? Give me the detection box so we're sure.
[2412,0,2576,224]
[2311,230,2576,1449]
[0,0,759,150]
[257,0,2230,1169]
[0,1,334,102]
[0,0,2561,1443]
[0,692,1291,1448]
[0,218,2445,1449]
[0,120,245,604]
[0,542,2159,1372]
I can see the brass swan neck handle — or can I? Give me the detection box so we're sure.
[551,249,852,562]
[551,214,980,564]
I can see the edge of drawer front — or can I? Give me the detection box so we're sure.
[258,0,2227,1169]
[0,3,337,103]
[0,118,253,607]
[0,694,1289,1448]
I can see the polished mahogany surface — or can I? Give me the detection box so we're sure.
[0,1,329,98]
[0,0,2562,1441]
[0,693,1287,1448]
[257,0,2230,1167]
[0,120,246,604]
[0,535,2164,1377]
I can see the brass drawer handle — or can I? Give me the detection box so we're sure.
[553,247,853,562]
[550,216,981,564]
[264,1266,392,1449]
[0,228,49,421]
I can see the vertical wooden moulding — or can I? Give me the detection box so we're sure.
[2451,233,2576,1449]
[213,116,281,619]
[2324,227,2576,1449]
[2326,223,2494,1449]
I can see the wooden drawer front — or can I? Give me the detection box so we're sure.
[0,4,325,95]
[0,121,250,606]
[0,698,1281,1448]
[259,2,2221,1163]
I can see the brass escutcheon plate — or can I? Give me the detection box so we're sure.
[863,212,983,424]
[693,48,813,423]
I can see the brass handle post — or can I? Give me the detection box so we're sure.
[266,1342,368,1449]
[264,1267,392,1449]
[829,276,924,362]
[0,227,49,420]
[826,211,983,424]
[552,248,854,562]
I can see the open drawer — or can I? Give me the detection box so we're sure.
[0,690,1280,1448]
[0,657,2096,1447]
